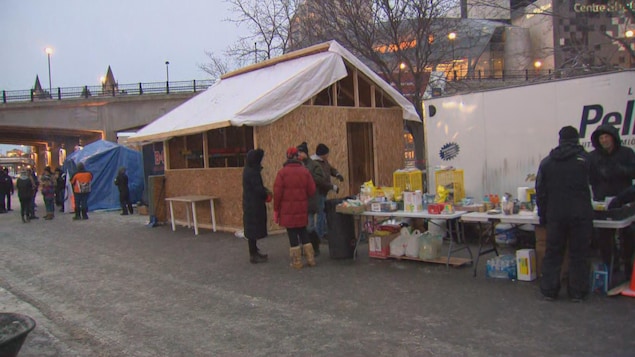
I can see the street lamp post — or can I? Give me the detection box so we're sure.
[45,47,53,98]
[448,32,456,80]
[165,61,170,93]
[398,62,406,92]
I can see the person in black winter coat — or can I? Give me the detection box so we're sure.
[114,167,133,215]
[242,149,270,264]
[589,124,635,281]
[16,170,34,223]
[536,126,593,302]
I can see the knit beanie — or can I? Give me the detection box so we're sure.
[286,147,299,159]
[316,143,329,156]
[559,126,579,143]
[296,142,309,155]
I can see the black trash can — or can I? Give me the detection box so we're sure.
[325,198,356,259]
[0,313,36,357]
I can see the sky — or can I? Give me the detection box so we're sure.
[0,0,249,91]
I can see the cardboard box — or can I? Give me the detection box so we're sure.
[516,249,537,281]
[370,201,398,212]
[368,233,399,258]
[403,191,423,212]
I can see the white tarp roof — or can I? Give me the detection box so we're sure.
[128,41,420,143]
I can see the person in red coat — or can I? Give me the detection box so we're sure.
[274,147,317,269]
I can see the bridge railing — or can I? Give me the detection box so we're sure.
[1,79,216,104]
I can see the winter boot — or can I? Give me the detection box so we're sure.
[256,248,268,259]
[73,210,81,220]
[249,240,267,264]
[290,246,303,269]
[303,243,316,267]
[82,209,89,220]
[309,231,321,257]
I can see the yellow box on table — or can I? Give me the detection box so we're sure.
[393,169,423,197]
[435,169,465,203]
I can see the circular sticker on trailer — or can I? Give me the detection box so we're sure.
[439,142,460,161]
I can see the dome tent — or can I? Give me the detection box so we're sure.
[63,140,144,211]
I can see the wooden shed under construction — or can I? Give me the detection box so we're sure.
[127,41,420,233]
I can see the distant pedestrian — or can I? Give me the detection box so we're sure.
[274,147,317,269]
[0,167,12,213]
[3,167,14,212]
[114,167,133,215]
[26,168,38,219]
[536,126,593,302]
[54,168,66,212]
[242,149,270,264]
[16,170,34,223]
[40,166,55,220]
[70,162,93,220]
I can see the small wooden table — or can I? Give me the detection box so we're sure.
[165,195,218,235]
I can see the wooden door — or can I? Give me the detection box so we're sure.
[346,122,374,195]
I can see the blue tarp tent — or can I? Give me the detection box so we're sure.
[63,140,144,211]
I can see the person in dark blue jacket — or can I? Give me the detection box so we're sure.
[536,126,593,302]
[114,167,133,215]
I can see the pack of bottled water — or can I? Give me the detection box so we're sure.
[486,254,517,279]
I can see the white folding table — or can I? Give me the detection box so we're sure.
[461,212,635,280]
[165,195,218,235]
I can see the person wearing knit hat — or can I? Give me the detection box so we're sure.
[535,126,593,302]
[316,143,329,156]
[312,143,344,243]
[286,147,299,160]
[589,124,635,284]
[274,146,317,269]
[297,141,329,256]
[558,125,579,143]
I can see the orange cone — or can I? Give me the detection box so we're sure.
[621,261,635,297]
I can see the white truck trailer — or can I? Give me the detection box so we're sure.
[423,70,635,202]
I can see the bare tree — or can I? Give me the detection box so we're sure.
[198,51,231,80]
[225,0,302,63]
[296,0,457,169]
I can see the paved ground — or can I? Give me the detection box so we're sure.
[1,196,634,356]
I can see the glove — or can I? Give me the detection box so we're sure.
[274,211,279,224]
[333,184,339,194]
[336,174,344,182]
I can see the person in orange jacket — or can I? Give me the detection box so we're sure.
[70,162,93,220]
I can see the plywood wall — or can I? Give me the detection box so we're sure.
[161,105,406,233]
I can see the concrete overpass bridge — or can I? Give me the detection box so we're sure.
[0,81,211,172]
